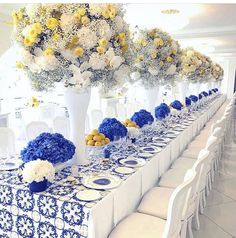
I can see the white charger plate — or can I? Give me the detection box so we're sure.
[137,152,154,158]
[119,157,146,168]
[82,174,121,190]
[139,146,161,154]
[76,189,101,202]
[0,159,22,171]
[114,167,135,175]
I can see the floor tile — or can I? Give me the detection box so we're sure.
[206,189,233,207]
[193,215,232,238]
[214,178,236,200]
[204,202,236,236]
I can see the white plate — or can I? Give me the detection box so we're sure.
[137,152,154,158]
[82,174,121,190]
[76,189,101,202]
[140,146,161,154]
[151,142,166,147]
[114,167,135,175]
[119,158,146,168]
[0,159,22,171]
[152,137,170,143]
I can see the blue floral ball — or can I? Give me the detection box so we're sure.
[185,97,192,107]
[170,100,183,111]
[189,95,198,102]
[202,91,208,97]
[209,90,212,95]
[21,133,75,164]
[98,118,127,141]
[131,109,154,128]
[198,93,203,100]
[155,103,170,120]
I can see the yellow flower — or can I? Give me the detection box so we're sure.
[97,46,106,54]
[23,37,33,47]
[28,35,38,43]
[28,28,38,38]
[99,38,108,47]
[46,18,59,30]
[154,38,164,46]
[120,39,126,46]
[148,29,157,38]
[33,23,42,34]
[74,47,84,57]
[71,36,79,44]
[53,33,60,41]
[12,11,19,24]
[109,10,116,19]
[102,9,110,19]
[121,44,129,54]
[160,61,164,66]
[142,40,147,47]
[136,55,144,63]
[118,32,126,40]
[74,13,81,21]
[44,48,54,57]
[172,49,177,54]
[137,38,143,45]
[167,56,173,62]
[81,16,90,25]
[17,11,23,20]
[151,52,157,59]
[77,7,86,16]
[16,61,24,69]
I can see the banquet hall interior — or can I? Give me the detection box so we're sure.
[0,2,236,238]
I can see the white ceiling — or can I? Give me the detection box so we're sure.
[0,3,236,60]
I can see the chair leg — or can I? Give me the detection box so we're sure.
[187,217,194,238]
[199,192,204,214]
[202,190,206,208]
[181,220,188,238]
[193,196,200,230]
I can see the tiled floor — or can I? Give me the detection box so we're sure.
[193,144,236,238]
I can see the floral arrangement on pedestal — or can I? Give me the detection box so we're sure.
[13,3,132,92]
[211,63,224,82]
[22,159,55,192]
[201,91,209,97]
[155,103,171,120]
[185,97,192,107]
[181,48,212,82]
[189,95,199,102]
[130,28,182,88]
[170,100,183,111]
[98,118,127,141]
[131,109,154,128]
[21,133,75,164]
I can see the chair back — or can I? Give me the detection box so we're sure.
[26,121,51,141]
[53,116,70,139]
[116,103,126,121]
[106,106,116,118]
[91,109,103,129]
[85,114,90,134]
[0,127,16,156]
[163,170,197,238]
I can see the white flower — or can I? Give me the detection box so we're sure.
[22,25,31,37]
[114,65,130,84]
[77,27,98,50]
[25,4,41,20]
[20,48,34,66]
[61,49,77,63]
[110,56,123,69]
[80,61,91,72]
[127,127,140,137]
[34,55,58,71]
[130,71,141,81]
[89,52,106,70]
[148,67,159,76]
[94,20,112,40]
[22,159,55,183]
[60,14,77,32]
[113,16,124,32]
[88,4,105,16]
[166,65,176,75]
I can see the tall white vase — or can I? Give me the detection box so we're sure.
[178,81,189,105]
[64,87,91,165]
[145,86,160,114]
[193,82,200,95]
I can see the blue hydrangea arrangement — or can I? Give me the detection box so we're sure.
[209,90,212,95]
[215,88,219,92]
[21,133,75,164]
[198,93,203,100]
[185,97,192,107]
[202,91,209,97]
[155,103,170,120]
[98,118,127,141]
[170,100,183,111]
[131,109,154,128]
[189,95,199,102]
[212,89,216,93]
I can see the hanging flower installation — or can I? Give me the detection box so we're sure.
[181,48,212,82]
[130,28,182,88]
[13,3,132,93]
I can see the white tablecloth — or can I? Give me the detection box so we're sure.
[88,94,226,238]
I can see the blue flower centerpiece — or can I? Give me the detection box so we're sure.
[202,91,209,97]
[155,103,170,120]
[98,118,127,142]
[209,90,212,96]
[131,109,154,128]
[189,95,199,103]
[170,100,183,111]
[21,133,75,165]
[185,97,192,107]
[198,93,203,100]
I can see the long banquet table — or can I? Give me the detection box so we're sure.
[0,94,226,238]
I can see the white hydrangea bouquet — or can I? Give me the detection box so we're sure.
[22,159,55,183]
[130,28,182,89]
[13,3,132,93]
[181,48,212,82]
[211,63,223,81]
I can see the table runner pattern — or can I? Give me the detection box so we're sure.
[0,96,223,238]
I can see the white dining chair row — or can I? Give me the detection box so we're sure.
[109,96,235,238]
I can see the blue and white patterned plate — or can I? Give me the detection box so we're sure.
[82,174,121,190]
[137,152,154,158]
[139,146,161,154]
[118,158,146,168]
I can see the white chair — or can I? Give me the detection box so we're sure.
[85,114,90,134]
[116,102,126,121]
[91,109,103,129]
[106,106,116,118]
[53,116,70,139]
[109,170,197,238]
[26,121,51,141]
[0,127,16,156]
